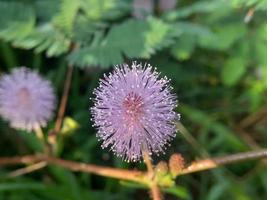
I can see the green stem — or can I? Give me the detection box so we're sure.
[34,126,48,154]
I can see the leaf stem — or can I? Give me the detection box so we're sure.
[34,126,49,154]
[53,64,73,134]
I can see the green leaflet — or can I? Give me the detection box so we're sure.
[198,23,247,50]
[221,57,247,86]
[0,0,127,58]
[0,2,35,41]
[164,0,225,20]
[53,0,81,33]
[13,24,71,57]
[232,0,267,10]
[80,0,127,20]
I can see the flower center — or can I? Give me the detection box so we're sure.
[17,87,31,107]
[123,92,144,126]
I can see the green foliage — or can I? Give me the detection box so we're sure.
[0,0,129,58]
[69,17,177,67]
[163,186,190,199]
[0,1,34,41]
[181,105,248,151]
[221,57,247,86]
[164,0,226,20]
[198,23,247,50]
[232,0,267,10]
[80,0,126,20]
[14,24,71,57]
[53,0,80,32]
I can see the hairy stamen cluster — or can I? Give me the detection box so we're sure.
[91,62,179,162]
[123,92,144,129]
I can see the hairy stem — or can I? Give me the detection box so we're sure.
[0,149,266,187]
[150,183,162,200]
[181,149,267,175]
[143,151,153,174]
[0,155,145,183]
[143,150,162,200]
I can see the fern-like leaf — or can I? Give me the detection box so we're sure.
[53,0,81,32]
[80,0,128,20]
[0,2,35,41]
[14,24,70,57]
[68,17,177,68]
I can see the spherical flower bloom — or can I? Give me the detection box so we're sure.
[91,62,179,162]
[0,67,56,131]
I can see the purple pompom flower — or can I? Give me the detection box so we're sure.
[0,67,56,131]
[91,62,179,162]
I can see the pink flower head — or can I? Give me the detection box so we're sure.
[91,62,179,162]
[0,67,56,131]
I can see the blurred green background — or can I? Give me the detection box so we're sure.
[0,0,267,199]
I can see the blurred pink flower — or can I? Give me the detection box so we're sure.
[0,67,56,131]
